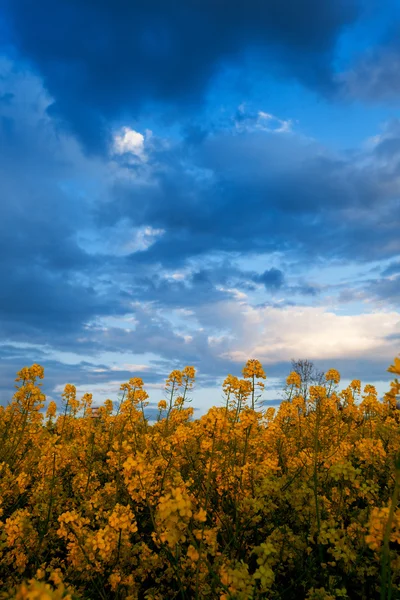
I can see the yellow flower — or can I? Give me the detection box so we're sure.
[174,396,184,407]
[109,572,122,591]
[242,359,266,380]
[350,379,361,393]
[187,545,200,562]
[286,372,301,387]
[166,370,183,388]
[388,356,400,376]
[45,401,57,419]
[3,355,400,598]
[129,377,144,388]
[325,368,340,384]
[194,508,207,522]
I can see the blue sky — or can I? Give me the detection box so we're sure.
[0,0,399,413]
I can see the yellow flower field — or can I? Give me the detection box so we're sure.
[0,357,400,599]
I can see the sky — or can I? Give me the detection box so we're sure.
[0,0,399,414]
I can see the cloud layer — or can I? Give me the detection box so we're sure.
[2,0,360,150]
[0,2,400,407]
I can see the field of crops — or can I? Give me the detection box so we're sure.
[0,357,400,599]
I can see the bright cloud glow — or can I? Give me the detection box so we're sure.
[112,127,146,157]
[218,305,400,364]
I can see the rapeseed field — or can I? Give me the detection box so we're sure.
[0,357,400,599]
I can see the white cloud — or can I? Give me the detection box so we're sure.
[217,286,248,301]
[235,105,293,134]
[77,220,165,256]
[112,127,146,157]
[110,364,150,372]
[123,225,165,254]
[258,111,274,120]
[213,303,400,364]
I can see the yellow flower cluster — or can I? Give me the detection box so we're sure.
[0,357,399,598]
[156,487,194,547]
[325,368,341,384]
[286,371,301,387]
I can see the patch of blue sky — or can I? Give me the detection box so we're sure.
[334,0,400,71]
[206,67,400,151]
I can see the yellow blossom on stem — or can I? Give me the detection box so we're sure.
[325,369,341,384]
[286,371,301,387]
[388,356,400,376]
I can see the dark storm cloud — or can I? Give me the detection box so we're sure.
[2,0,359,150]
[125,270,232,307]
[0,264,128,340]
[0,68,129,349]
[101,128,400,270]
[253,268,285,289]
[1,61,399,364]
